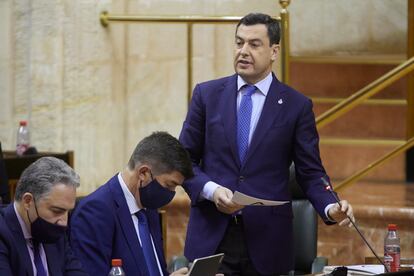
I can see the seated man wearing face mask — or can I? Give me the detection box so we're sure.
[69,132,194,276]
[0,157,88,276]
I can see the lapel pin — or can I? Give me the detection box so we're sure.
[278,99,283,104]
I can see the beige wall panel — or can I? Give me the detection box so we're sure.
[0,0,408,193]
[0,0,13,145]
[290,0,407,55]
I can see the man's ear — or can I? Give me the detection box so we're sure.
[270,44,280,62]
[21,193,34,210]
[136,165,151,181]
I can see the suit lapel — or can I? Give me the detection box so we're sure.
[244,75,286,165]
[4,204,35,276]
[43,243,60,276]
[220,74,241,167]
[109,179,149,276]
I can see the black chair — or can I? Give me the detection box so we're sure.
[289,164,327,275]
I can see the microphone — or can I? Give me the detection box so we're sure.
[321,177,389,273]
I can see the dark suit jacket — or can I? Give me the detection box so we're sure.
[69,175,168,276]
[179,73,336,274]
[0,204,87,276]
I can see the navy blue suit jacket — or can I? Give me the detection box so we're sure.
[0,204,87,276]
[69,175,168,276]
[179,74,336,274]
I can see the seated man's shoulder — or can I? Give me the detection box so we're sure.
[0,206,17,237]
[72,181,115,220]
[0,212,11,239]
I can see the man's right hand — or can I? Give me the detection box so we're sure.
[170,267,188,275]
[213,186,244,214]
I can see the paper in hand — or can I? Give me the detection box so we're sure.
[232,191,289,206]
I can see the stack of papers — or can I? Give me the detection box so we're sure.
[323,265,385,275]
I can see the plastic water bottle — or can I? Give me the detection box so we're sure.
[16,120,30,156]
[108,259,126,276]
[384,223,400,272]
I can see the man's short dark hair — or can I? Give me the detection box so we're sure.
[128,132,193,179]
[237,13,280,45]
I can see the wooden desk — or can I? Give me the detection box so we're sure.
[3,151,74,200]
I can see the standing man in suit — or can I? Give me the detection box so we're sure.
[179,13,354,275]
[0,157,87,276]
[70,132,193,276]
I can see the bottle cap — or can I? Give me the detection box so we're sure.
[111,259,122,267]
[388,224,397,230]
[19,120,27,126]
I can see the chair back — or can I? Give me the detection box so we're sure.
[289,164,319,275]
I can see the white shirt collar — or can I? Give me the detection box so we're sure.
[237,72,273,96]
[13,202,31,239]
[117,173,141,215]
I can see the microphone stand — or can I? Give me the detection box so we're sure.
[321,177,389,273]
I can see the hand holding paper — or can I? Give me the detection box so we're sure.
[231,191,289,206]
[213,187,244,214]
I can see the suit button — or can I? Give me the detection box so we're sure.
[239,176,245,182]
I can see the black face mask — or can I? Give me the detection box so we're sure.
[27,198,67,244]
[139,171,176,209]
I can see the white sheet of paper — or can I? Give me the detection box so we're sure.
[232,191,289,206]
[323,265,385,275]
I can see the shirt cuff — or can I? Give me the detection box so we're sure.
[200,181,221,201]
[324,203,337,222]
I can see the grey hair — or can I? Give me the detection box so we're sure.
[14,156,80,201]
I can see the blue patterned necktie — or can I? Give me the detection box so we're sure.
[237,85,257,163]
[32,240,47,276]
[135,210,160,276]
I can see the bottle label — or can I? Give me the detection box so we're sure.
[384,252,400,272]
[16,144,29,156]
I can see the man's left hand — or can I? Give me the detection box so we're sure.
[328,200,355,227]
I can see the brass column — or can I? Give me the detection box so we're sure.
[406,0,414,182]
[187,23,193,104]
[279,0,291,85]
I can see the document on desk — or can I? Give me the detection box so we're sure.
[323,265,385,275]
[232,191,289,206]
